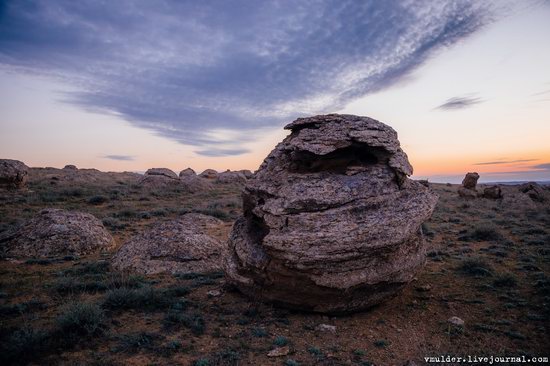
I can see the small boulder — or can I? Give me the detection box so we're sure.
[462,172,479,189]
[417,180,430,187]
[482,185,502,199]
[518,182,545,202]
[199,169,218,179]
[63,164,78,170]
[216,170,247,184]
[179,168,196,177]
[316,324,337,333]
[239,169,254,179]
[267,346,290,357]
[447,316,465,327]
[145,168,178,179]
[0,159,29,189]
[111,214,225,275]
[0,209,114,257]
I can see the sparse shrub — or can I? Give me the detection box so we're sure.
[164,310,205,335]
[308,346,322,357]
[103,286,170,310]
[151,208,168,217]
[0,326,49,365]
[59,260,109,276]
[493,273,517,287]
[193,359,210,366]
[458,259,493,277]
[464,224,504,242]
[25,258,54,265]
[373,339,389,348]
[56,301,105,336]
[88,195,108,205]
[51,276,107,294]
[102,217,127,230]
[113,332,158,353]
[285,360,299,366]
[251,327,268,337]
[274,335,289,346]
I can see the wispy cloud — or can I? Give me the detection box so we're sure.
[532,163,550,170]
[103,155,135,161]
[474,159,537,165]
[0,1,501,155]
[436,95,483,110]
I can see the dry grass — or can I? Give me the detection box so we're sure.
[0,172,549,365]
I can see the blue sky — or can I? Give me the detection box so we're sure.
[0,0,549,182]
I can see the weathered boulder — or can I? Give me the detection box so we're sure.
[217,170,247,184]
[0,209,114,257]
[239,170,254,179]
[0,159,29,189]
[518,182,546,202]
[180,174,214,193]
[139,168,180,188]
[112,214,225,274]
[462,172,479,189]
[199,169,218,179]
[482,185,502,199]
[145,168,178,179]
[225,114,438,313]
[179,168,196,177]
[458,186,478,199]
[458,172,479,198]
[63,164,78,170]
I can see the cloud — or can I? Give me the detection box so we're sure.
[0,0,501,155]
[474,159,537,165]
[532,163,550,170]
[436,95,483,110]
[103,155,135,161]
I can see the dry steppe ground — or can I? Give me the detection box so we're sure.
[0,168,549,365]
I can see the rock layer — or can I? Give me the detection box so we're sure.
[0,209,114,257]
[225,114,438,313]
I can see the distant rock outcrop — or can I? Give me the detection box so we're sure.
[63,164,78,170]
[179,168,196,177]
[0,159,29,189]
[458,172,479,198]
[199,169,218,179]
[462,172,479,189]
[112,214,225,274]
[225,114,438,313]
[519,182,546,202]
[217,170,247,184]
[0,209,114,257]
[145,168,178,179]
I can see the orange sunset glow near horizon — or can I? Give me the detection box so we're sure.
[1,1,549,183]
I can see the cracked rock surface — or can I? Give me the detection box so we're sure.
[112,214,226,274]
[225,114,438,313]
[1,208,114,257]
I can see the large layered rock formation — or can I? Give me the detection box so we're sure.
[0,209,114,257]
[225,114,438,313]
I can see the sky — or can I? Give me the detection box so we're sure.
[0,0,549,183]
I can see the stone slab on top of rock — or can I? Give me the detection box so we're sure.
[145,167,178,179]
[225,114,438,313]
[0,159,29,189]
[0,208,114,258]
[112,213,226,275]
